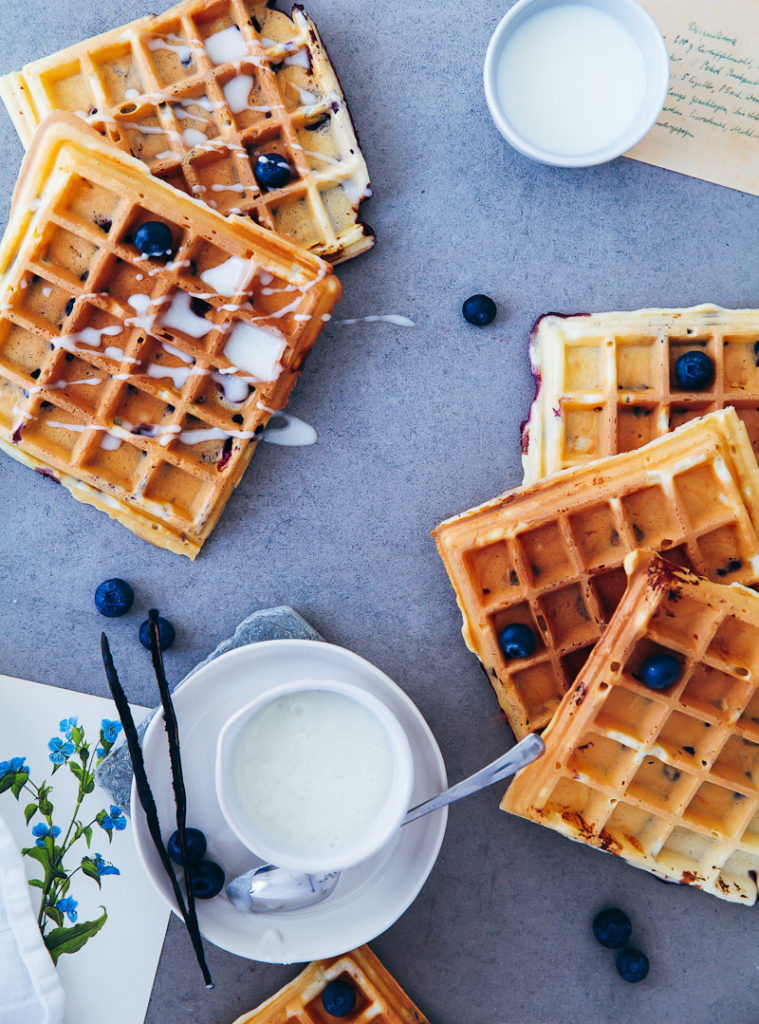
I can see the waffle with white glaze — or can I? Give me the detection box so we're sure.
[523,305,759,484]
[232,945,429,1024]
[0,0,373,264]
[433,409,759,739]
[502,550,759,905]
[0,113,340,558]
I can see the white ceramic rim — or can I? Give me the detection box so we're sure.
[130,638,448,962]
[483,0,670,167]
[215,677,414,873]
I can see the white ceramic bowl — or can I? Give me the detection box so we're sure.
[484,0,669,167]
[216,677,414,873]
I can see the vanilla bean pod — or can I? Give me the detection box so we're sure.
[100,633,213,989]
[147,609,206,985]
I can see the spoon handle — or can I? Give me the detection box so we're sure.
[402,732,545,826]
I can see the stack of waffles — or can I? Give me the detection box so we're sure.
[0,0,373,556]
[233,945,429,1024]
[434,303,759,903]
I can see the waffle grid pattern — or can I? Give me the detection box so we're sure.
[232,945,429,1024]
[433,410,759,738]
[0,116,339,556]
[503,551,759,904]
[523,306,759,484]
[0,0,373,263]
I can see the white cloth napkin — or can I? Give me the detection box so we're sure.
[0,811,65,1023]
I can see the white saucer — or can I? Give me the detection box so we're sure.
[132,639,447,963]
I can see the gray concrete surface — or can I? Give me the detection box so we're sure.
[2,1,759,1021]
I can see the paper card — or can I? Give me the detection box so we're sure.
[0,675,169,1024]
[626,1,759,196]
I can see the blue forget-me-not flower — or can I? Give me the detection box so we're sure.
[57,897,78,923]
[94,852,120,876]
[48,737,75,765]
[32,823,61,848]
[99,805,127,831]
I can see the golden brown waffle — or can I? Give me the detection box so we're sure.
[0,113,340,558]
[522,305,759,484]
[0,0,373,265]
[433,409,759,738]
[502,550,759,904]
[232,945,429,1024]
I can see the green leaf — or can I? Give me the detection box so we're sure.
[28,878,45,889]
[10,772,28,799]
[44,909,107,965]
[24,803,37,825]
[71,726,84,748]
[83,778,95,795]
[68,761,83,780]
[45,905,64,928]
[39,798,53,816]
[83,826,92,848]
[0,774,14,794]
[81,857,101,888]
[59,877,70,896]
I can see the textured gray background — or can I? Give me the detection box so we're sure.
[2,1,759,1021]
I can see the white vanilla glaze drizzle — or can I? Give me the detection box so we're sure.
[200,256,254,297]
[147,34,192,65]
[331,314,416,327]
[261,413,317,446]
[223,322,286,380]
[160,291,214,338]
[223,75,254,114]
[211,370,249,403]
[205,26,249,65]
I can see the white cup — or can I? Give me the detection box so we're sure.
[215,679,414,874]
[484,0,670,167]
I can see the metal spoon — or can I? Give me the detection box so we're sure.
[226,732,544,913]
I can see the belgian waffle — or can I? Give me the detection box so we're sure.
[232,945,429,1024]
[0,0,373,264]
[0,113,340,558]
[502,550,759,904]
[523,305,759,484]
[432,409,759,738]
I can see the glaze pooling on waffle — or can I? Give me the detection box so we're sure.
[523,305,759,484]
[503,550,759,904]
[232,945,429,1024]
[433,409,759,738]
[0,114,340,558]
[0,0,373,264]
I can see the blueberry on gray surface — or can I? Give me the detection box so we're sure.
[641,653,681,690]
[134,221,175,259]
[499,622,537,659]
[95,578,135,617]
[616,948,649,983]
[592,907,632,948]
[187,859,226,899]
[254,153,292,189]
[139,616,176,651]
[674,350,714,390]
[168,827,207,865]
[321,978,357,1017]
[462,294,497,326]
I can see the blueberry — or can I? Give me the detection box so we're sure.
[187,859,225,899]
[254,153,291,190]
[499,622,537,660]
[134,221,175,259]
[462,294,497,327]
[321,979,357,1018]
[674,350,714,390]
[616,948,649,983]
[139,616,176,651]
[167,827,207,865]
[641,653,681,690]
[95,578,135,617]
[592,907,632,948]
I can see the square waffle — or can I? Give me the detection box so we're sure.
[522,305,759,484]
[0,113,340,558]
[0,0,373,264]
[502,550,759,905]
[232,945,429,1024]
[432,408,759,738]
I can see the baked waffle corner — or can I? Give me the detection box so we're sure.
[232,944,429,1024]
[502,549,759,904]
[0,112,341,557]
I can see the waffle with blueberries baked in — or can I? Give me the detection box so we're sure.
[503,549,759,904]
[0,113,340,558]
[433,408,759,739]
[522,305,759,484]
[0,0,373,264]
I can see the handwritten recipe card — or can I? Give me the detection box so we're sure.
[628,0,759,196]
